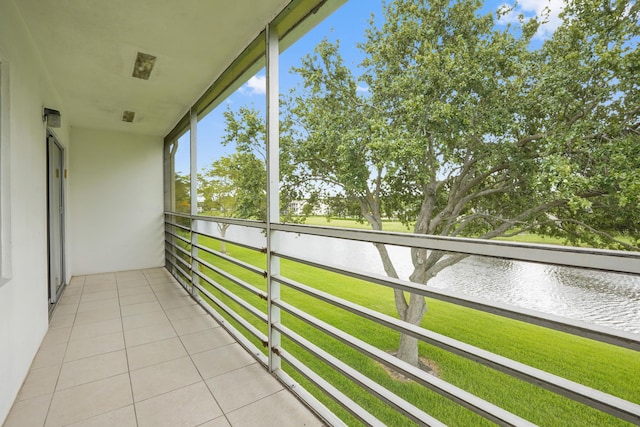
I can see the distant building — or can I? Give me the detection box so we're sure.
[288,200,329,216]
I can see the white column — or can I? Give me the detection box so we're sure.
[190,108,199,296]
[266,23,281,372]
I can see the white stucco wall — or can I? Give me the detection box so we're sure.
[0,2,164,421]
[69,127,164,275]
[0,0,71,422]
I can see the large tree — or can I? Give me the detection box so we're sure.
[279,0,640,366]
[200,104,305,253]
[221,105,310,223]
[173,173,191,214]
[199,152,266,253]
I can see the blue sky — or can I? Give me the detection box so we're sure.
[174,0,565,176]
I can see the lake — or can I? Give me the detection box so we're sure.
[197,222,640,335]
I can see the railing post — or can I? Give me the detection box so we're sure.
[266,23,281,372]
[189,107,199,297]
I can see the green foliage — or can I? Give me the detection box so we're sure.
[213,0,640,364]
[284,0,640,249]
[173,173,190,213]
[213,105,306,223]
[199,153,266,220]
[325,196,363,219]
[199,106,267,221]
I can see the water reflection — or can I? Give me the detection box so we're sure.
[430,257,640,334]
[199,222,640,334]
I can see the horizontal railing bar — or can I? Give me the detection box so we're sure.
[273,223,640,275]
[165,229,192,245]
[193,294,268,366]
[193,230,265,253]
[272,369,348,427]
[189,268,341,426]
[165,216,639,425]
[273,251,640,351]
[275,348,385,426]
[166,239,191,258]
[194,255,266,300]
[165,220,191,232]
[192,281,267,346]
[164,256,184,277]
[165,250,191,275]
[164,211,192,219]
[275,323,447,426]
[193,242,265,277]
[165,259,191,293]
[274,274,640,423]
[165,247,191,271]
[192,214,267,230]
[173,274,190,293]
[174,218,639,348]
[275,300,535,427]
[193,269,267,324]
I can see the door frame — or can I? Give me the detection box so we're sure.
[47,129,65,306]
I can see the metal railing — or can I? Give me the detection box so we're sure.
[164,212,640,426]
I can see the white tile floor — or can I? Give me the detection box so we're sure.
[4,268,325,427]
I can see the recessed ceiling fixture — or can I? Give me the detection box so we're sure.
[132,52,156,80]
[122,111,135,122]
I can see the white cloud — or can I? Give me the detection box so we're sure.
[356,83,370,93]
[243,75,266,96]
[498,0,565,40]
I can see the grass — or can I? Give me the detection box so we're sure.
[302,216,414,233]
[300,216,638,247]
[188,233,640,427]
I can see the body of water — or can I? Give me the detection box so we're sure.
[197,222,640,334]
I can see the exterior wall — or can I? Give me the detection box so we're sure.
[69,127,164,275]
[0,0,70,422]
[0,2,163,421]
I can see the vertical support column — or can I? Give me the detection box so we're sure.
[189,108,199,297]
[266,24,281,373]
[165,141,178,273]
[164,140,177,212]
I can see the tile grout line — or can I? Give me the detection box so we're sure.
[42,274,86,426]
[37,276,86,426]
[53,271,155,426]
[9,268,319,426]
[59,273,132,426]
[150,268,231,426]
[121,271,153,427]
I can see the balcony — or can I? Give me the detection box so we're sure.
[4,268,322,427]
[1,0,639,426]
[6,220,639,426]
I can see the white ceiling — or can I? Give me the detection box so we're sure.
[15,0,290,136]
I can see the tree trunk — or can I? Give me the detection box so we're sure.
[218,223,230,254]
[396,291,427,367]
[362,201,430,367]
[371,242,430,367]
[392,248,434,366]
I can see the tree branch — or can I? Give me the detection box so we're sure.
[555,218,640,251]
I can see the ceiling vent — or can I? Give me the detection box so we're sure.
[122,111,135,122]
[132,52,156,80]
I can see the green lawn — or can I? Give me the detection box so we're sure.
[300,216,637,247]
[191,234,640,427]
[301,216,414,233]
